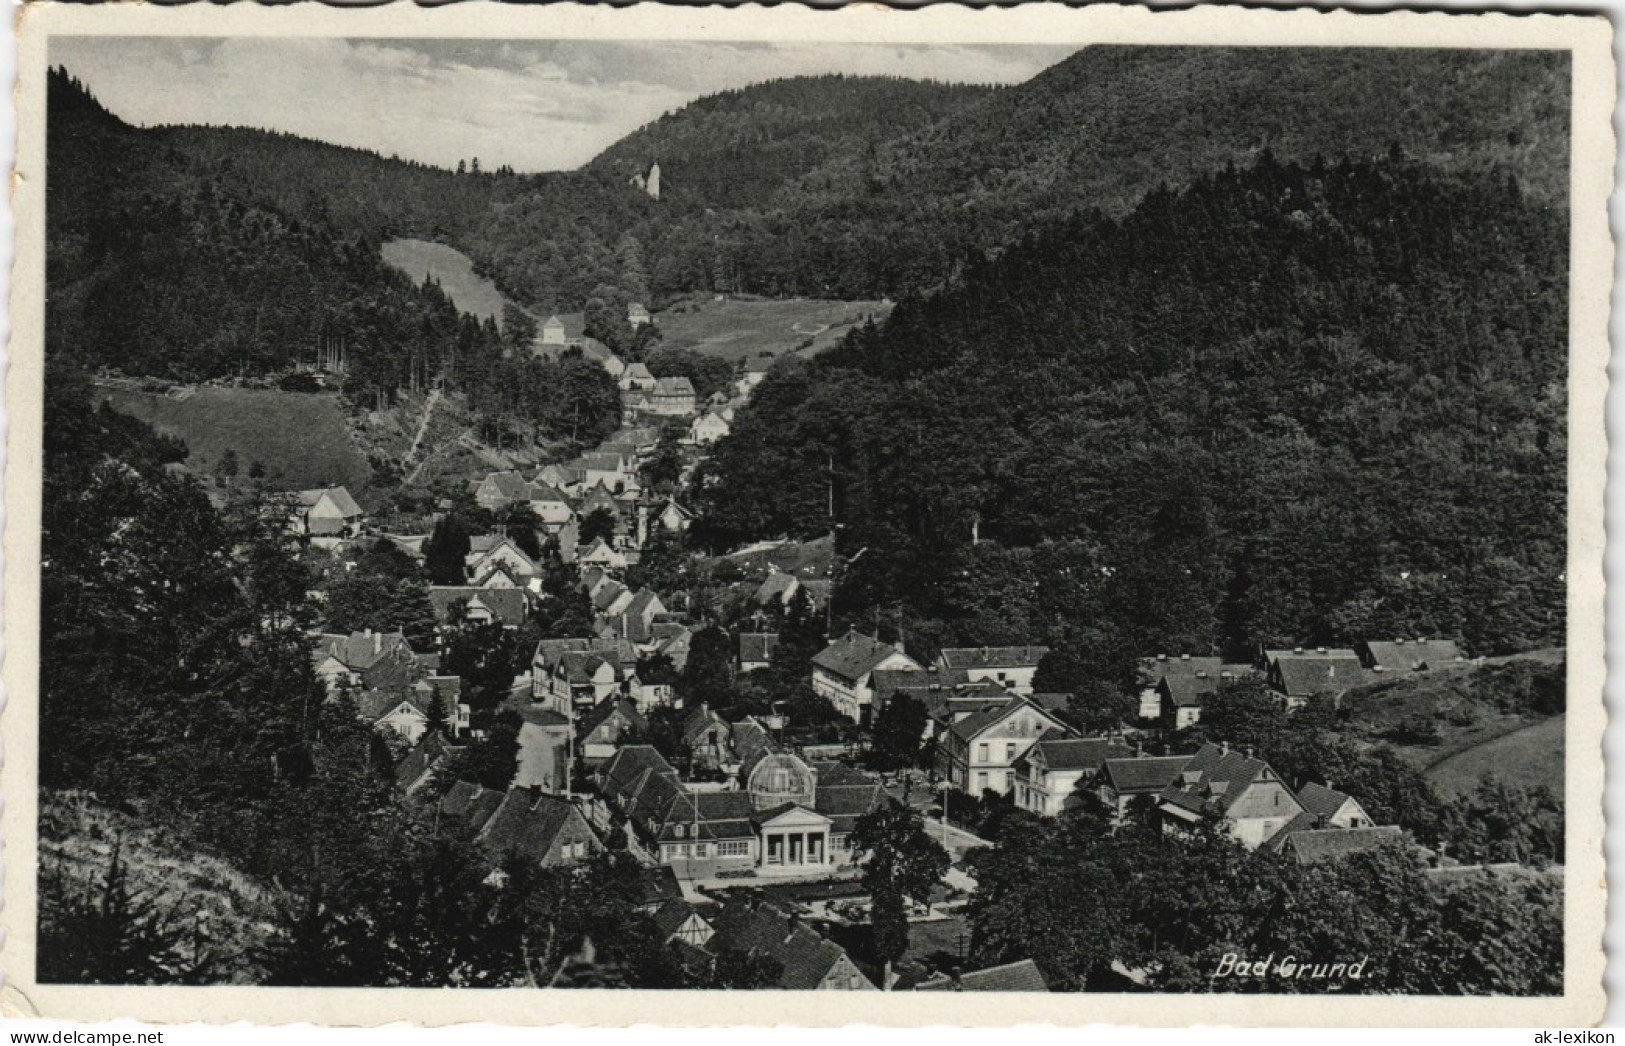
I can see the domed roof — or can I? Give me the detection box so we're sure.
[745,752,817,811]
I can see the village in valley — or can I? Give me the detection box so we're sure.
[38,42,1570,995]
[280,294,1544,992]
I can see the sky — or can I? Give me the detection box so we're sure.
[52,38,1076,172]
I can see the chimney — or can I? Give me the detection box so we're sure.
[785,913,802,942]
[373,631,382,655]
[1219,741,1229,755]
[1316,646,1327,654]
[1293,646,1303,654]
[980,646,989,661]
[1325,780,1334,791]
[949,966,964,991]
[1245,748,1253,760]
[1180,653,1190,661]
[1157,653,1168,661]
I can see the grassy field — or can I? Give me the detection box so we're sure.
[1424,713,1565,798]
[656,297,893,363]
[382,238,509,322]
[99,386,373,496]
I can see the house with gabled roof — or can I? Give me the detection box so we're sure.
[1294,781,1376,829]
[526,483,576,533]
[577,536,629,571]
[577,695,648,764]
[691,410,731,445]
[427,586,529,629]
[627,302,652,328]
[812,630,922,724]
[472,470,534,514]
[649,376,697,416]
[395,732,463,795]
[916,959,1049,992]
[474,787,601,873]
[656,497,695,535]
[534,462,584,494]
[935,646,1050,696]
[1013,737,1134,817]
[311,629,420,695]
[939,695,1073,797]
[1280,825,1407,865]
[1358,638,1467,675]
[465,534,539,583]
[291,486,365,540]
[1265,648,1366,710]
[1093,754,1195,818]
[1157,742,1307,850]
[739,632,779,673]
[620,362,657,393]
[1137,654,1226,720]
[597,728,885,877]
[706,897,875,990]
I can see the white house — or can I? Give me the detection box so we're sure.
[810,631,922,724]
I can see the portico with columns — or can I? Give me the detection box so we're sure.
[754,805,833,875]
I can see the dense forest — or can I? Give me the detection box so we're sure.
[76,49,1568,318]
[46,70,621,448]
[691,152,1567,674]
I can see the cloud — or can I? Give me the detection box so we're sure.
[51,38,1073,172]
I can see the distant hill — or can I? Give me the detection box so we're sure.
[587,75,992,211]
[463,47,1568,305]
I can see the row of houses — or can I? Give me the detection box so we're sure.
[809,632,1050,725]
[595,714,888,877]
[312,628,470,744]
[1140,637,1469,728]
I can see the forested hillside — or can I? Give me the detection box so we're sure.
[47,70,621,451]
[692,153,1567,671]
[473,47,1568,303]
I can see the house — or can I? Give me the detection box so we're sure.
[1265,648,1366,710]
[649,376,697,416]
[627,302,652,328]
[464,534,539,583]
[1137,654,1223,720]
[1295,781,1376,829]
[620,362,657,393]
[935,647,1050,695]
[354,687,445,745]
[1157,742,1307,850]
[534,462,583,494]
[1280,825,1406,865]
[576,696,648,764]
[471,470,533,514]
[704,897,876,990]
[527,484,576,533]
[656,498,695,534]
[582,451,635,492]
[651,623,694,677]
[1094,755,1194,818]
[427,587,530,628]
[811,631,923,723]
[311,629,419,695]
[541,315,568,346]
[1158,671,1226,731]
[291,486,365,540]
[683,704,735,769]
[395,732,463,795]
[940,695,1073,797]
[1013,737,1134,817]
[691,411,731,445]
[410,675,469,734]
[737,358,772,397]
[577,537,629,571]
[542,650,637,715]
[598,731,885,876]
[514,706,572,791]
[739,632,779,673]
[600,354,627,380]
[1358,638,1467,675]
[469,786,602,871]
[755,571,803,609]
[916,959,1049,992]
[600,588,667,645]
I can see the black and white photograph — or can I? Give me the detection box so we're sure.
[5,3,1610,1027]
